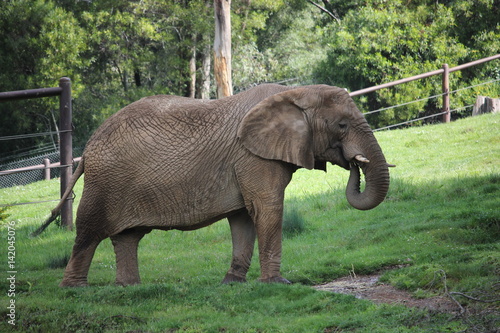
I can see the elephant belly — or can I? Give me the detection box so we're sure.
[107,176,246,231]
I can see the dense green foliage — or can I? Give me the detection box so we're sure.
[0,0,499,161]
[0,114,498,332]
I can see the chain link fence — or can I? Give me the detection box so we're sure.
[0,147,83,188]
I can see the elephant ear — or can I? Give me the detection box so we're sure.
[237,88,315,170]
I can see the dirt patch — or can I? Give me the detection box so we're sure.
[314,273,461,313]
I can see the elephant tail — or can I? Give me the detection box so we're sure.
[31,158,85,237]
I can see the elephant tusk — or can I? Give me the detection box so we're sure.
[387,163,396,168]
[354,155,370,163]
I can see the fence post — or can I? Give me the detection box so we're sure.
[59,77,73,231]
[442,64,450,123]
[43,158,50,181]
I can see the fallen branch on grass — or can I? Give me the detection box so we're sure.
[449,292,500,304]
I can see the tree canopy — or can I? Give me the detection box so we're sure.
[0,0,498,162]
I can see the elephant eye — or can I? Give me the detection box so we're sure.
[339,122,347,130]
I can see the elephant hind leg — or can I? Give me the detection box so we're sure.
[60,235,102,287]
[222,211,256,284]
[111,228,151,286]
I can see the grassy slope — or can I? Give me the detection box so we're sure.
[0,113,498,332]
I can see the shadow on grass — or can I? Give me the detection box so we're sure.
[283,173,499,288]
[285,173,499,240]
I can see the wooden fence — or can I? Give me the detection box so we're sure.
[0,77,73,230]
[349,53,500,123]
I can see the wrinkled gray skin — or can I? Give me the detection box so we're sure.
[45,84,390,287]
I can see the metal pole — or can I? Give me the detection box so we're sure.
[442,64,450,123]
[59,77,73,230]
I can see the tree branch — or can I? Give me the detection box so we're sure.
[449,292,500,303]
[306,0,340,23]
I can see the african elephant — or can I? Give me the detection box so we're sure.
[36,84,391,287]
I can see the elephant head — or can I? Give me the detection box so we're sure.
[238,85,390,210]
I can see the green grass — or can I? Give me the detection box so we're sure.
[1,113,499,332]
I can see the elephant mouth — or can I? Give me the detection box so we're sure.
[333,148,368,171]
[324,145,350,170]
[349,155,369,183]
[350,154,370,173]
[351,154,396,169]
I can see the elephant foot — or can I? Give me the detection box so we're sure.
[258,276,292,284]
[222,272,247,284]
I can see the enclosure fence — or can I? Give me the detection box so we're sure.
[370,78,500,131]
[0,149,83,188]
[349,54,500,127]
[0,77,74,230]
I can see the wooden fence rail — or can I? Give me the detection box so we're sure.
[0,157,82,178]
[349,53,500,123]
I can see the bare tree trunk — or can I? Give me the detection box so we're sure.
[213,0,232,98]
[189,41,197,99]
[201,43,212,99]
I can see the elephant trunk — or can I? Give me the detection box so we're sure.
[345,143,390,211]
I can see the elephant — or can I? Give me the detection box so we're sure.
[35,84,392,287]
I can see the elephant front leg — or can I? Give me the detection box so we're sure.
[223,211,256,283]
[110,228,150,286]
[253,202,291,284]
[236,161,295,284]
